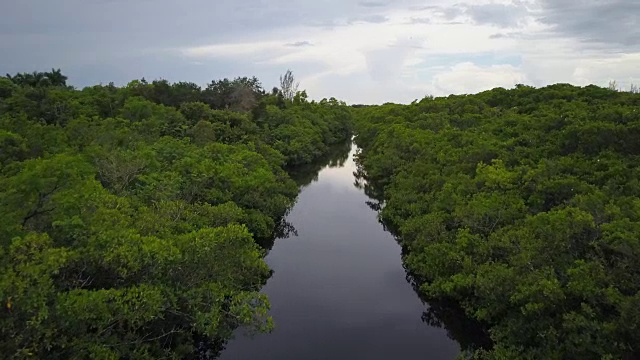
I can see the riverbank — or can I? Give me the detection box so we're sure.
[221,143,460,359]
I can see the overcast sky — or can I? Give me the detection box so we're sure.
[2,0,639,103]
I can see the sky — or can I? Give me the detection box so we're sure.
[2,0,639,104]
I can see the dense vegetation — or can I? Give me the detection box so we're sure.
[5,69,639,359]
[353,84,640,359]
[0,69,352,358]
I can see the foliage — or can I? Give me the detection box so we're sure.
[5,69,68,88]
[0,70,352,358]
[279,70,299,101]
[353,84,640,359]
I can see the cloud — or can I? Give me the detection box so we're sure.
[432,62,529,95]
[350,15,389,24]
[176,0,640,103]
[489,32,522,39]
[430,5,466,22]
[358,1,387,7]
[536,0,640,50]
[465,3,530,28]
[409,17,431,25]
[366,38,423,83]
[570,53,640,89]
[183,41,285,59]
[287,41,314,47]
[1,0,638,104]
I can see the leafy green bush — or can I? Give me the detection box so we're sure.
[354,84,640,359]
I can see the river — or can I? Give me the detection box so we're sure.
[219,142,460,359]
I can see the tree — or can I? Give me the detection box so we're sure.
[279,69,299,101]
[0,68,354,358]
[202,76,263,111]
[351,83,640,359]
[0,77,18,98]
[229,82,258,112]
[46,68,68,87]
[5,69,67,87]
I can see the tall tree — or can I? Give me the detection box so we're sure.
[279,69,299,101]
[204,76,263,110]
[46,68,67,87]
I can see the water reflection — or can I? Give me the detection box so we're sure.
[353,150,493,355]
[255,218,298,252]
[287,141,352,189]
[352,151,385,212]
[255,142,352,252]
[219,142,461,359]
[421,299,492,353]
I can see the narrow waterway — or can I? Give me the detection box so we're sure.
[220,143,460,359]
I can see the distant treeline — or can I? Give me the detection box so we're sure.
[353,84,640,359]
[0,69,352,358]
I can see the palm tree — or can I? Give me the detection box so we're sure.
[46,68,67,87]
[5,69,68,87]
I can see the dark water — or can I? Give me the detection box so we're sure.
[220,143,460,359]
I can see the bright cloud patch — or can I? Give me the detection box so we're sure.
[3,0,638,103]
[433,62,528,94]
